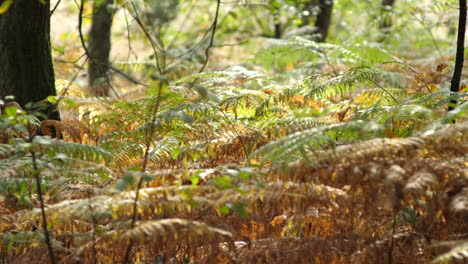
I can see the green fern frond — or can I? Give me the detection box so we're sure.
[255,37,328,70]
[292,121,467,169]
[147,137,179,164]
[302,66,401,99]
[251,120,382,163]
[110,141,146,167]
[259,117,329,138]
[221,92,266,118]
[401,91,466,109]
[174,65,263,87]
[114,60,153,72]
[44,139,112,163]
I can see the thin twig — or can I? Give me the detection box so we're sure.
[368,79,399,104]
[78,0,142,96]
[382,60,432,93]
[388,211,397,264]
[30,138,56,264]
[50,0,62,16]
[123,80,165,263]
[199,0,222,73]
[127,1,164,73]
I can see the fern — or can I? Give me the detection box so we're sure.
[432,241,468,264]
[301,65,401,99]
[252,120,383,164]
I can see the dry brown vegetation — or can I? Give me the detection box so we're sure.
[1,0,468,263]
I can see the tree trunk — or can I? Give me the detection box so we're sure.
[300,0,314,26]
[0,0,59,120]
[449,0,467,111]
[378,0,396,42]
[88,0,114,96]
[315,0,333,42]
[379,0,396,30]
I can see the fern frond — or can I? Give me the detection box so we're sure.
[114,60,153,72]
[432,241,468,264]
[285,121,467,170]
[259,117,329,138]
[302,66,401,99]
[109,141,146,167]
[147,137,179,164]
[174,65,263,87]
[119,218,232,244]
[28,186,213,225]
[43,139,112,163]
[254,37,328,70]
[221,92,266,118]
[251,121,382,163]
[404,171,437,194]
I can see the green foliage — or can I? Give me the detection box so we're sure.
[1,0,467,263]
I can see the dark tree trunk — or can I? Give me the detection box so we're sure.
[379,0,396,30]
[0,0,59,120]
[88,0,114,96]
[274,22,282,39]
[449,0,467,111]
[315,0,333,42]
[378,0,396,42]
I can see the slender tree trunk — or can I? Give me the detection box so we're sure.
[274,22,282,39]
[88,0,114,96]
[0,0,59,120]
[315,0,333,42]
[449,0,467,111]
[380,0,396,29]
[300,0,314,26]
[378,0,396,42]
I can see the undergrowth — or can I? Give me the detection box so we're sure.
[1,20,467,264]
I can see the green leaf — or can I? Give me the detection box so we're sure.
[213,176,232,190]
[115,174,134,192]
[227,202,248,218]
[189,175,200,186]
[5,106,18,117]
[171,148,182,159]
[47,96,57,104]
[270,0,281,8]
[92,77,107,86]
[0,0,13,14]
[63,99,76,107]
[219,205,230,214]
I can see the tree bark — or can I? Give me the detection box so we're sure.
[315,0,333,42]
[0,0,59,120]
[449,0,467,111]
[88,0,114,96]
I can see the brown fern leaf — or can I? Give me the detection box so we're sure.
[77,219,232,262]
[39,120,82,142]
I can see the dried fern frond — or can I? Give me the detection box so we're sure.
[432,241,468,264]
[27,185,214,226]
[235,237,357,264]
[38,120,82,142]
[118,218,232,246]
[75,218,233,262]
[301,121,467,169]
